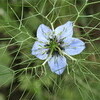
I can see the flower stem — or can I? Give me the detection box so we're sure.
[51,23,54,31]
[42,57,49,66]
[42,49,53,66]
[62,51,77,61]
[56,46,77,61]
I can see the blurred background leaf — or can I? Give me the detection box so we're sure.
[0,65,14,86]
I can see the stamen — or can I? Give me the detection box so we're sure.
[45,37,64,56]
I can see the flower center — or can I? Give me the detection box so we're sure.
[45,37,64,55]
[49,39,58,50]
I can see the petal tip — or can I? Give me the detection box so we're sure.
[54,67,66,75]
[66,21,73,25]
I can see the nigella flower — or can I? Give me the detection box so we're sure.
[31,21,85,75]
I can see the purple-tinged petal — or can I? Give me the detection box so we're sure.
[54,21,73,40]
[64,38,85,55]
[32,41,48,60]
[48,55,67,75]
[37,24,53,42]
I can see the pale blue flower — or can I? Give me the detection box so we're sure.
[32,21,85,75]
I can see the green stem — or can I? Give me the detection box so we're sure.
[56,46,77,61]
[42,48,53,66]
[62,51,77,61]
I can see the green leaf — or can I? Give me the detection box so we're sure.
[0,65,14,86]
[0,44,12,66]
[0,94,5,100]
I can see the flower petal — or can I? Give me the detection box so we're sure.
[48,55,67,75]
[37,24,53,42]
[32,41,48,60]
[54,21,73,40]
[64,38,85,55]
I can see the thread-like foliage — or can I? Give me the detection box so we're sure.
[0,0,100,100]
